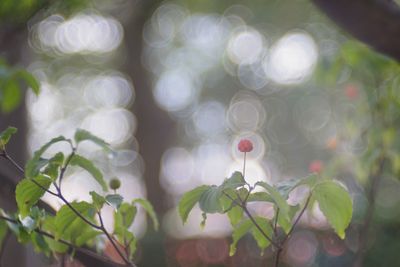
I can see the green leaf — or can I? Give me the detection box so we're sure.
[276,174,318,199]
[25,136,68,178]
[247,192,274,203]
[227,206,243,226]
[75,229,102,246]
[251,217,273,253]
[0,126,17,148]
[229,219,253,256]
[313,181,353,239]
[275,204,300,234]
[178,185,210,224]
[55,202,96,240]
[1,79,20,112]
[106,194,123,209]
[255,181,290,221]
[70,154,107,191]
[133,198,159,231]
[16,175,52,217]
[0,220,8,250]
[199,186,223,213]
[41,216,69,253]
[15,70,40,95]
[221,171,246,190]
[74,129,110,150]
[90,191,106,210]
[114,203,137,230]
[31,231,50,255]
[43,152,64,180]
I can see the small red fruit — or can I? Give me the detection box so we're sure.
[345,84,359,100]
[238,139,253,153]
[309,160,323,173]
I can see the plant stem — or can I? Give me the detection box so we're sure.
[243,152,247,179]
[0,215,125,267]
[273,193,312,267]
[98,212,133,266]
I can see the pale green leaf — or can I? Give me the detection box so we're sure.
[74,129,110,151]
[16,175,52,217]
[313,181,353,239]
[199,186,223,214]
[255,181,290,220]
[0,126,17,148]
[178,185,210,224]
[134,198,159,231]
[70,154,107,191]
[106,194,123,209]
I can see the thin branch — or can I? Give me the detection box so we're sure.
[0,215,124,267]
[98,212,134,267]
[1,150,24,174]
[273,208,280,236]
[281,193,312,245]
[58,148,76,190]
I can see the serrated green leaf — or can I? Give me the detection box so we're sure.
[221,171,246,190]
[70,154,107,191]
[229,219,253,256]
[0,126,17,148]
[106,194,123,209]
[90,191,106,210]
[251,217,273,253]
[255,181,290,221]
[25,136,68,178]
[16,175,52,217]
[275,204,300,234]
[74,129,110,151]
[178,185,210,224]
[313,181,353,239]
[134,198,159,231]
[199,186,223,214]
[41,216,69,253]
[55,202,96,240]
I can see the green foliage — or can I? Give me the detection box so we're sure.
[0,126,17,149]
[70,154,107,191]
[178,185,210,223]
[74,129,110,151]
[0,59,39,113]
[25,136,68,178]
[16,175,52,218]
[54,201,96,240]
[178,170,353,256]
[105,194,123,209]
[133,198,159,231]
[312,181,353,239]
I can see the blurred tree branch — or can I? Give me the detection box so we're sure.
[312,0,400,61]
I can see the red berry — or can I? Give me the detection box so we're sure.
[345,84,359,100]
[309,160,323,173]
[238,139,253,153]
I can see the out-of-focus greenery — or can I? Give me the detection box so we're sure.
[0,58,39,112]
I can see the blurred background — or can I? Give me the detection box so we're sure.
[1,0,400,266]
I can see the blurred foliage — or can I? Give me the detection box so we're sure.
[0,58,39,113]
[0,0,89,23]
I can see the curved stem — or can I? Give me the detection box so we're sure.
[0,215,125,267]
[98,212,133,267]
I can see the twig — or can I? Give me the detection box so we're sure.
[273,193,312,267]
[98,212,133,266]
[0,215,124,266]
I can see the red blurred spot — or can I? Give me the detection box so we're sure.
[176,240,201,267]
[345,84,359,100]
[326,137,337,150]
[322,233,346,257]
[309,160,323,173]
[238,139,253,153]
[196,238,229,264]
[103,240,128,264]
